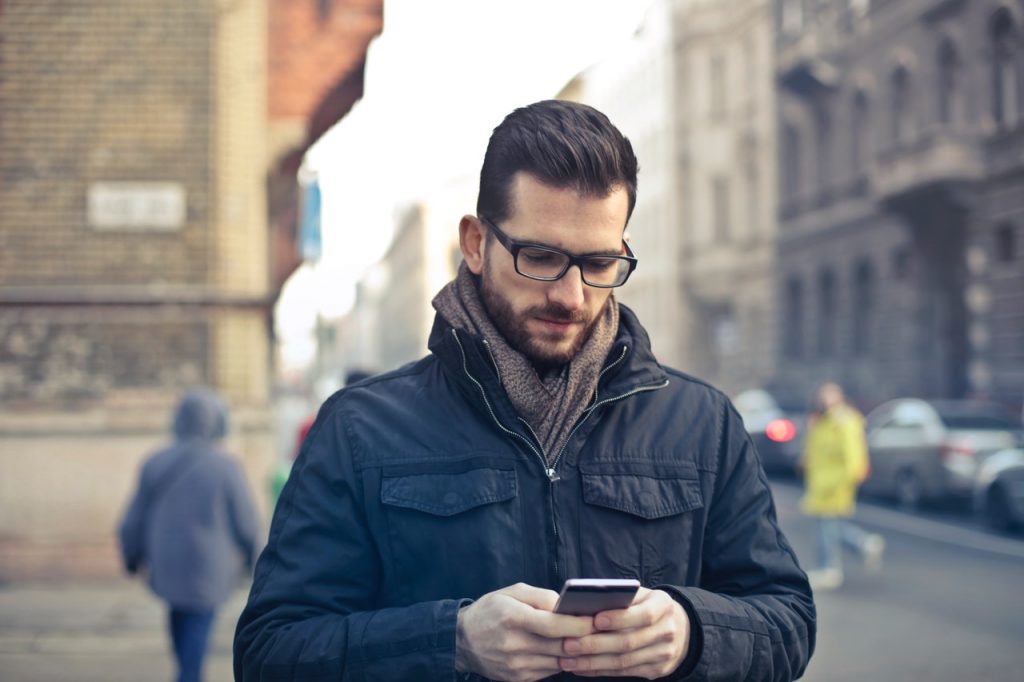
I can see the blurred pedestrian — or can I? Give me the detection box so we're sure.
[118,388,261,682]
[800,381,884,590]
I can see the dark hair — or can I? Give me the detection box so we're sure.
[476,100,638,225]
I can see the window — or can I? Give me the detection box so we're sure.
[782,124,801,200]
[992,9,1021,127]
[814,104,832,194]
[851,91,870,176]
[710,54,726,118]
[745,159,760,237]
[891,66,913,143]
[852,259,875,356]
[937,39,960,125]
[712,176,731,242]
[781,0,804,34]
[784,277,804,359]
[995,223,1017,263]
[818,268,837,358]
[892,247,911,280]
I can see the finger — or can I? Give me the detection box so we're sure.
[560,643,678,677]
[501,582,560,611]
[513,631,579,658]
[593,588,671,631]
[562,622,665,657]
[520,608,595,639]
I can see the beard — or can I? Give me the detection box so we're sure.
[478,268,601,370]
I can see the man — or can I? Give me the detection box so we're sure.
[235,100,815,681]
[801,382,884,591]
[119,388,261,682]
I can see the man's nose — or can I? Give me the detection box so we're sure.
[547,265,586,310]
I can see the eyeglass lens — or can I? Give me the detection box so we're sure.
[516,246,629,286]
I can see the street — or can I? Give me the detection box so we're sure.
[769,479,1024,681]
[0,481,1022,681]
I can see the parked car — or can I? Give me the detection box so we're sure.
[974,447,1024,531]
[734,389,806,475]
[862,398,1022,509]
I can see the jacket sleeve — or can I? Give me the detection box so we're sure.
[117,464,148,575]
[225,457,263,570]
[233,402,465,681]
[662,402,816,682]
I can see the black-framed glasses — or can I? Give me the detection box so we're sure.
[479,216,637,288]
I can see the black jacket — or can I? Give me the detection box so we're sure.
[234,306,815,681]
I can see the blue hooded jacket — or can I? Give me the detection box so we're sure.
[118,389,262,610]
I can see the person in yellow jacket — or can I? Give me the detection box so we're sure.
[801,382,884,590]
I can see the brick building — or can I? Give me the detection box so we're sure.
[773,0,1024,411]
[0,0,381,581]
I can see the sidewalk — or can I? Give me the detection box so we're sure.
[0,581,249,681]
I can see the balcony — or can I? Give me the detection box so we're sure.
[874,128,984,214]
[778,53,839,98]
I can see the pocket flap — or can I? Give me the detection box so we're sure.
[581,472,703,519]
[381,468,517,516]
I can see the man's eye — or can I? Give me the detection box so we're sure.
[584,258,619,273]
[521,249,562,265]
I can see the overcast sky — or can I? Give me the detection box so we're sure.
[276,0,654,369]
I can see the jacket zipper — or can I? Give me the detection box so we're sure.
[451,330,670,585]
[452,331,548,470]
[548,344,669,475]
[453,331,562,581]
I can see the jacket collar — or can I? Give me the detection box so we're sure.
[427,302,669,405]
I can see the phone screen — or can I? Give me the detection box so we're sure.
[553,578,640,616]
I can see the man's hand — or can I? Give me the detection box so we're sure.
[456,583,595,682]
[557,587,690,679]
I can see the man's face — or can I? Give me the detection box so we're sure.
[473,173,630,369]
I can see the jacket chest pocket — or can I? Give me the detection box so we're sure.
[380,466,523,601]
[577,463,704,586]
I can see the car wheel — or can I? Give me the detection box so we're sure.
[984,483,1013,532]
[895,468,924,510]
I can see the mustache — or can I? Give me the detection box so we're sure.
[530,305,589,323]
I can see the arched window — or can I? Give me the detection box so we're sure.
[852,259,875,356]
[937,38,960,125]
[851,90,870,176]
[891,65,913,143]
[991,9,1020,127]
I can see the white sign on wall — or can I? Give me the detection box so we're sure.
[88,182,186,230]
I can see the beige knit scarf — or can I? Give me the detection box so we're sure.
[432,262,619,465]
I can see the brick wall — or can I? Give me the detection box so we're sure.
[268,0,383,122]
[0,1,275,580]
[0,1,215,288]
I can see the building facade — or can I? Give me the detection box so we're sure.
[774,0,1024,410]
[564,0,686,371]
[674,0,779,395]
[323,175,473,377]
[0,0,380,580]
[562,0,778,395]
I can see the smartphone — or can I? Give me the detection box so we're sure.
[553,578,641,616]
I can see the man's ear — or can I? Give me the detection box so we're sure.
[459,215,486,275]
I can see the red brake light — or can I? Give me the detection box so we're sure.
[766,419,797,443]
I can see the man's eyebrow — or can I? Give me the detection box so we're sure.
[518,237,626,258]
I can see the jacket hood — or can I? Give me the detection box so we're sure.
[172,389,228,441]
